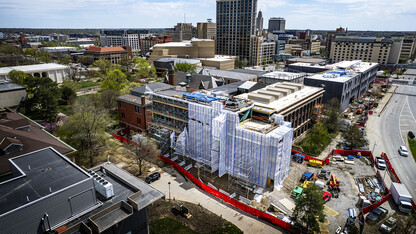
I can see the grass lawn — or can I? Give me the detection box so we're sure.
[77,81,99,89]
[408,137,416,161]
[149,217,196,234]
[57,105,72,115]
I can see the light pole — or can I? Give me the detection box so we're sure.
[372,141,377,154]
[168,182,171,202]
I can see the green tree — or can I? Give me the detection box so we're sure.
[134,58,156,78]
[291,183,325,233]
[174,62,196,73]
[85,69,102,79]
[322,98,340,134]
[93,59,113,75]
[78,55,94,66]
[100,89,120,114]
[262,57,267,66]
[57,55,72,65]
[341,125,368,149]
[234,57,243,68]
[242,58,248,67]
[24,48,36,57]
[100,69,127,91]
[8,70,29,85]
[301,123,331,155]
[22,76,61,122]
[35,50,53,63]
[57,96,110,167]
[118,57,133,72]
[0,44,21,55]
[59,81,77,105]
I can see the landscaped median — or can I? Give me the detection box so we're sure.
[408,137,416,161]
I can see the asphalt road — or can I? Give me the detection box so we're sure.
[379,85,416,199]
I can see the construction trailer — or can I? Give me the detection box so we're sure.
[149,90,294,194]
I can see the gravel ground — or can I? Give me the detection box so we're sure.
[267,156,378,233]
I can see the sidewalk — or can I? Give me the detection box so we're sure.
[150,168,284,234]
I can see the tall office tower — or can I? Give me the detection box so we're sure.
[100,29,148,54]
[268,17,285,33]
[216,0,257,64]
[256,10,263,34]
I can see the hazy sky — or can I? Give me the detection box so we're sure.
[0,0,415,31]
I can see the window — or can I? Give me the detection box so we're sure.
[119,102,123,107]
[135,106,141,113]
[122,113,125,118]
[137,118,141,125]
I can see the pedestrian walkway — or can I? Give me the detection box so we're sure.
[150,168,284,234]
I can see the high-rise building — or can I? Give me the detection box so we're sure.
[325,27,346,54]
[216,0,257,64]
[329,36,402,65]
[197,22,217,40]
[100,29,148,55]
[256,10,263,34]
[172,23,195,42]
[268,17,285,34]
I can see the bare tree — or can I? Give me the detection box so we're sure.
[130,134,159,175]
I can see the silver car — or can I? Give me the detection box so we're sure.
[398,146,409,157]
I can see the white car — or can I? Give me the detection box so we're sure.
[376,157,386,170]
[398,146,409,157]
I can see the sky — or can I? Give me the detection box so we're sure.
[0,0,415,31]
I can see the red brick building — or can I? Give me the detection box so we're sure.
[117,83,173,132]
[84,46,133,64]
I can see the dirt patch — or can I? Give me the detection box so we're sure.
[148,199,242,233]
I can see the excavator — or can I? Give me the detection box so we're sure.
[329,173,341,198]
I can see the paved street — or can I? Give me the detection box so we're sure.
[367,85,416,200]
[149,168,284,234]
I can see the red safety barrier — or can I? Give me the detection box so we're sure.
[382,152,401,183]
[412,200,416,210]
[362,194,391,214]
[376,171,389,194]
[291,149,328,164]
[157,154,295,232]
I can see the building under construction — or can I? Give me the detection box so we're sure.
[148,89,293,193]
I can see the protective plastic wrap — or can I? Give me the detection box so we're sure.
[174,99,294,188]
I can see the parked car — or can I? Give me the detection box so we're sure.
[398,146,409,157]
[409,131,415,139]
[145,172,161,184]
[366,207,388,222]
[376,156,387,170]
[380,217,397,233]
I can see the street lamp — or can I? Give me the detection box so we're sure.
[168,182,171,202]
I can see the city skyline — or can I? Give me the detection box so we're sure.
[0,0,415,31]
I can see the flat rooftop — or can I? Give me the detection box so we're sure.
[0,147,89,215]
[288,57,326,64]
[0,63,69,75]
[260,71,305,81]
[197,67,257,81]
[306,60,379,83]
[0,80,26,92]
[236,82,324,115]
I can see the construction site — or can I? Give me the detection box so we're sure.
[148,88,294,198]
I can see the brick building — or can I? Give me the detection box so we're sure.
[117,83,173,132]
[84,46,132,64]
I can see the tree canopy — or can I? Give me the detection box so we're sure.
[8,70,29,85]
[291,183,325,233]
[322,98,340,134]
[93,59,113,75]
[100,69,127,91]
[342,125,368,149]
[300,123,332,155]
[22,76,61,122]
[134,58,156,78]
[57,96,110,167]
[174,62,196,73]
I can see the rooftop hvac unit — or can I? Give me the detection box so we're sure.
[92,174,114,199]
